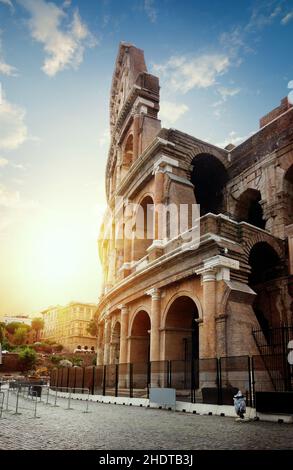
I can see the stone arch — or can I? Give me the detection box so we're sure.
[283,164,293,225]
[122,133,133,170]
[190,153,229,216]
[248,241,285,332]
[242,232,284,263]
[129,309,151,363]
[110,320,121,364]
[162,294,199,362]
[234,188,266,229]
[132,194,154,261]
[162,290,203,327]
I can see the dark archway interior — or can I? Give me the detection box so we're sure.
[165,296,199,362]
[249,242,283,334]
[235,189,266,229]
[284,165,293,225]
[191,154,228,216]
[130,310,151,363]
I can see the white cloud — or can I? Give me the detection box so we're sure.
[0,156,8,167]
[281,11,293,25]
[153,54,230,94]
[19,0,96,76]
[218,86,240,100]
[159,101,189,125]
[0,183,39,209]
[98,129,110,148]
[144,0,157,23]
[216,131,250,149]
[0,0,14,10]
[0,95,28,150]
[0,37,18,76]
[211,86,241,110]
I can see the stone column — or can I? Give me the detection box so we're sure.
[119,305,129,364]
[96,324,104,365]
[147,288,161,362]
[103,317,111,365]
[133,115,140,160]
[286,224,293,275]
[201,269,217,358]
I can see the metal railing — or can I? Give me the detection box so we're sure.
[252,326,293,391]
[50,356,257,406]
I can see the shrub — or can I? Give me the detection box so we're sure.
[18,347,37,371]
[50,355,65,365]
[71,356,83,367]
[59,359,73,368]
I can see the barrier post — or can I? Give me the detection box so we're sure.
[53,387,59,407]
[13,388,21,415]
[0,391,6,419]
[66,388,73,410]
[83,389,91,414]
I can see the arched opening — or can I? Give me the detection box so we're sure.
[123,134,133,170]
[129,310,150,363]
[133,196,154,261]
[191,154,228,216]
[111,321,121,364]
[164,296,199,361]
[235,189,266,229]
[164,296,199,391]
[249,242,284,335]
[284,165,293,225]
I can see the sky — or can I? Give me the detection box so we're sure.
[0,0,293,317]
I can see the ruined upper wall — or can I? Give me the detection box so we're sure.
[110,43,147,132]
[259,97,292,128]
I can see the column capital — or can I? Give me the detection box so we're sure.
[197,255,240,282]
[146,287,161,300]
[118,304,129,314]
[152,155,179,175]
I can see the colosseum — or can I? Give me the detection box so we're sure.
[96,42,293,397]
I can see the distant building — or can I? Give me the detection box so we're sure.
[2,315,32,326]
[40,302,98,352]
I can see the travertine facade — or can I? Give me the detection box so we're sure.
[97,43,293,371]
[41,302,97,352]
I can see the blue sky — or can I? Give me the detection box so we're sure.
[0,0,293,316]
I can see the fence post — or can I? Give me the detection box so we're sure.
[66,388,73,410]
[251,356,256,409]
[217,358,222,405]
[13,388,21,415]
[5,387,11,411]
[0,392,6,419]
[115,364,119,397]
[102,365,106,396]
[129,363,133,398]
[248,356,253,407]
[147,362,151,399]
[82,368,85,394]
[92,366,96,395]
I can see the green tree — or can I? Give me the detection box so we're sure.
[18,347,37,371]
[86,319,98,337]
[5,321,30,335]
[0,322,4,343]
[31,317,44,341]
[14,327,28,345]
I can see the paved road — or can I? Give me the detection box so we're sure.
[0,391,293,450]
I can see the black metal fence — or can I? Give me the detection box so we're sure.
[50,354,291,406]
[252,326,293,391]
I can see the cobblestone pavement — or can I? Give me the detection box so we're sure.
[0,391,293,450]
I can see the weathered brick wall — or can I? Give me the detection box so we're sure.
[0,353,21,372]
